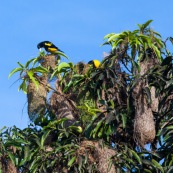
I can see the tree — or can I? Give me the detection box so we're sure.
[1,20,173,172]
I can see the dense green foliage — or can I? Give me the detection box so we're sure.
[2,20,173,172]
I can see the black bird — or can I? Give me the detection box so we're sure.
[37,41,63,54]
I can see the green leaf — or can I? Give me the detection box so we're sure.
[43,118,68,130]
[50,68,59,79]
[91,118,104,138]
[68,156,76,167]
[50,62,70,79]
[152,45,161,61]
[55,51,69,59]
[33,66,49,73]
[108,33,120,42]
[17,62,24,68]
[121,113,127,128]
[169,37,173,45]
[151,159,164,173]
[142,20,153,29]
[68,126,83,133]
[143,169,152,173]
[107,159,113,172]
[58,62,70,72]
[41,130,51,147]
[8,67,23,78]
[103,33,115,40]
[27,70,39,90]
[130,149,142,164]
[25,58,37,68]
[33,57,40,67]
[166,125,173,130]
[98,127,103,138]
[19,146,30,166]
[18,79,27,93]
[7,151,16,165]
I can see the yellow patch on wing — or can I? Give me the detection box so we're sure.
[48,47,58,53]
[44,43,52,47]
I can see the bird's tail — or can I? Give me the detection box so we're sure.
[58,48,64,53]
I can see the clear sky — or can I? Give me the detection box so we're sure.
[1,0,173,129]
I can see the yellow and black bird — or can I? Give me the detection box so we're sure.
[88,59,101,68]
[37,41,63,54]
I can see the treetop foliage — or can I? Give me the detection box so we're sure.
[2,20,173,172]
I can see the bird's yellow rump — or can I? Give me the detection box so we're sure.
[88,59,101,68]
[37,41,63,54]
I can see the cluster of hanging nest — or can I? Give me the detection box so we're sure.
[27,55,79,125]
[25,48,161,173]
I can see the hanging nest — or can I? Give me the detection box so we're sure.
[0,159,18,173]
[50,80,78,127]
[133,52,159,147]
[75,62,89,75]
[140,52,159,112]
[27,76,48,121]
[133,81,156,147]
[0,146,18,173]
[76,140,116,173]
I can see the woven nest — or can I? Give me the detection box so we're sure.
[76,140,116,173]
[0,159,18,173]
[75,62,89,74]
[133,54,160,147]
[27,76,47,121]
[1,147,18,173]
[40,54,56,72]
[133,92,156,147]
[50,80,77,127]
[133,73,156,147]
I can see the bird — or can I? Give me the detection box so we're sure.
[88,59,101,68]
[37,41,63,54]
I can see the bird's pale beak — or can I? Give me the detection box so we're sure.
[39,48,42,52]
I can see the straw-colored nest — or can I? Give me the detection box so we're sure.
[50,80,77,127]
[133,89,156,147]
[133,54,159,147]
[139,57,159,112]
[75,62,89,74]
[1,146,18,173]
[27,76,47,121]
[76,140,116,173]
[40,54,56,72]
[0,159,18,173]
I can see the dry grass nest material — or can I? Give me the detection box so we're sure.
[27,76,47,120]
[76,140,116,173]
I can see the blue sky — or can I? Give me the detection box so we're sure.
[1,0,173,129]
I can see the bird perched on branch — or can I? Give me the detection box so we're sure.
[37,41,63,54]
[88,59,101,68]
